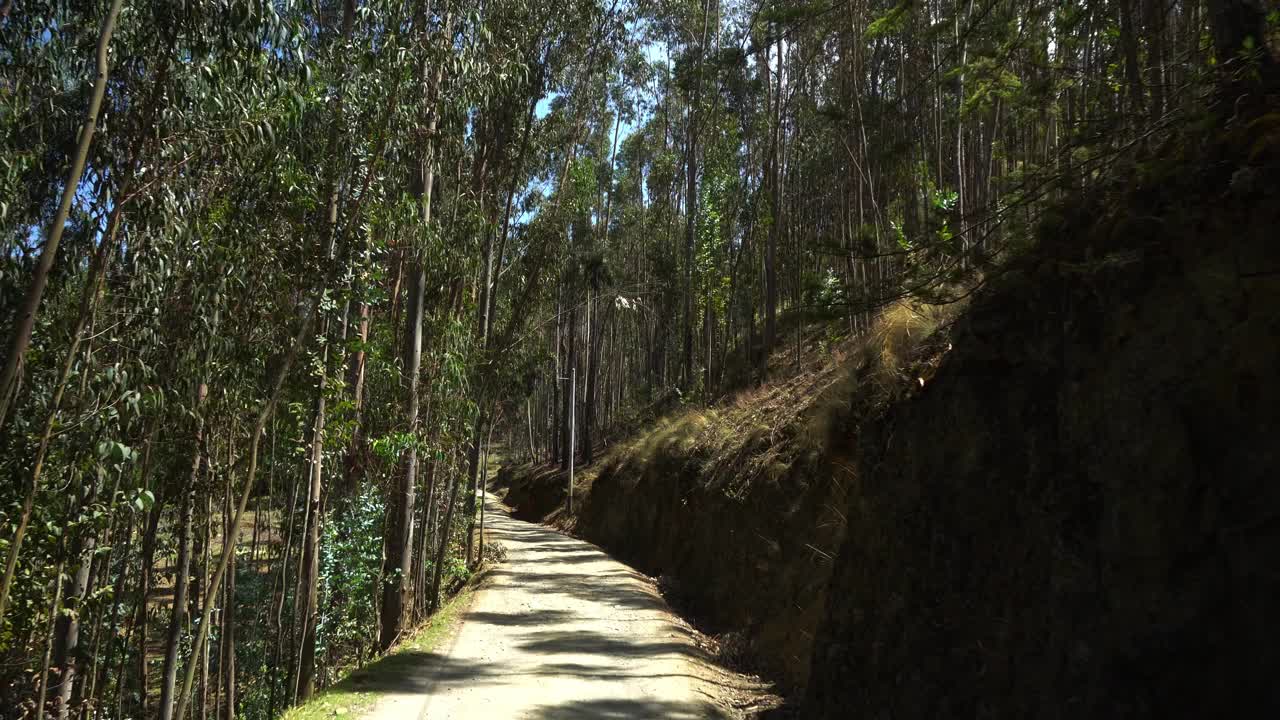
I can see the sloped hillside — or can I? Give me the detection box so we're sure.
[497,303,958,693]
[499,114,1280,718]
[806,118,1280,717]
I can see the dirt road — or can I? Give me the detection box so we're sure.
[363,496,732,719]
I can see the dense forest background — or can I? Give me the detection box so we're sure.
[1,0,1275,718]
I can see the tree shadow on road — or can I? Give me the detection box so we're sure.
[528,698,726,719]
[342,651,502,694]
[466,608,577,626]
[517,628,692,658]
[484,568,668,612]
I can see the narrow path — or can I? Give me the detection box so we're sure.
[364,496,731,719]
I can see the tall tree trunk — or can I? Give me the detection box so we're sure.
[584,111,622,464]
[489,71,543,338]
[299,0,355,675]
[1143,0,1167,123]
[198,469,212,715]
[380,259,423,649]
[552,303,563,466]
[429,468,464,615]
[159,384,205,720]
[682,84,700,387]
[50,468,100,720]
[479,440,488,561]
[268,445,302,720]
[465,144,497,565]
[526,397,537,462]
[221,482,236,720]
[463,411,486,567]
[416,443,440,622]
[133,499,162,718]
[560,303,577,471]
[113,427,158,716]
[1119,0,1146,123]
[684,0,712,391]
[297,348,327,698]
[34,558,66,720]
[763,34,782,371]
[342,299,370,492]
[379,195,434,650]
[584,292,610,465]
[87,510,131,719]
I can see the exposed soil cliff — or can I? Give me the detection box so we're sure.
[499,389,847,691]
[806,122,1280,717]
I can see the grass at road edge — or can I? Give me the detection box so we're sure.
[282,578,482,720]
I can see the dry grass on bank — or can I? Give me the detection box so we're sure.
[499,298,964,529]
[529,298,965,513]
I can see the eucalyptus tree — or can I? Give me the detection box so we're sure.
[0,0,123,438]
[0,0,126,634]
[376,0,450,651]
[3,0,414,715]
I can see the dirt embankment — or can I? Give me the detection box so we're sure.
[498,420,846,694]
[806,125,1280,717]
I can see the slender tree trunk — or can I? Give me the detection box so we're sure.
[379,13,446,641]
[51,468,97,717]
[380,259,423,648]
[34,559,66,720]
[478,440,488,563]
[489,75,542,336]
[221,482,236,720]
[429,469,464,615]
[956,0,971,252]
[159,385,205,720]
[683,107,698,388]
[269,446,302,720]
[560,303,577,470]
[526,397,536,462]
[763,35,782,370]
[1119,0,1146,124]
[463,411,485,567]
[198,494,212,716]
[584,293,611,465]
[342,299,370,492]
[1143,0,1166,123]
[552,304,563,466]
[465,170,497,566]
[416,451,439,622]
[297,348,327,699]
[87,511,131,719]
[134,499,162,718]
